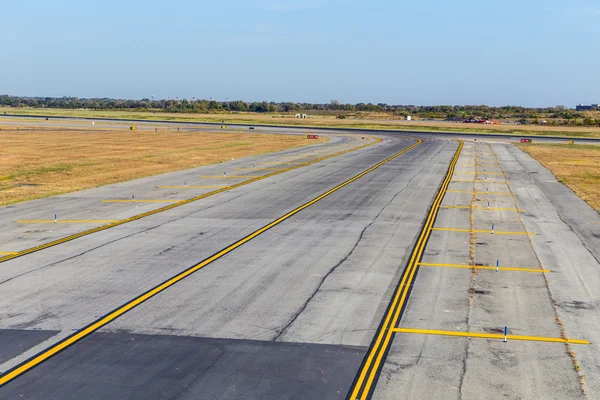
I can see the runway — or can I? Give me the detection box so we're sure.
[1,122,599,399]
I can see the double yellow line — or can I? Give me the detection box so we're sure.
[0,138,380,265]
[348,140,463,400]
[0,139,422,388]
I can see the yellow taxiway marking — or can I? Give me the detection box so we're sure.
[348,140,463,400]
[259,161,307,165]
[453,171,505,175]
[431,227,535,235]
[392,328,589,345]
[102,200,182,203]
[233,168,287,171]
[451,180,509,183]
[0,252,18,255]
[157,186,226,189]
[18,220,121,224]
[199,175,261,179]
[0,138,382,265]
[457,163,499,167]
[418,262,549,273]
[447,190,512,196]
[439,205,523,211]
[0,139,423,388]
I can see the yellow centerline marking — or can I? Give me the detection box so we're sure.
[101,200,182,203]
[0,139,421,388]
[18,220,121,224]
[439,205,523,211]
[0,252,18,255]
[431,227,535,235]
[418,262,550,273]
[392,328,589,345]
[349,140,463,400]
[199,175,261,179]
[157,186,227,189]
[0,138,381,264]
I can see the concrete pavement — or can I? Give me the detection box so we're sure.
[1,125,600,399]
[0,136,457,399]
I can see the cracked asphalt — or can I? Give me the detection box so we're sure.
[2,122,599,399]
[0,133,457,399]
[371,141,600,400]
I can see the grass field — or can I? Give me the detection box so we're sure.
[0,124,323,206]
[519,143,600,212]
[3,107,600,138]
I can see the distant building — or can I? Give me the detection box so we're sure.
[405,115,412,121]
[576,104,600,111]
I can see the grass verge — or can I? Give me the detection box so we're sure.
[0,125,325,206]
[518,143,600,212]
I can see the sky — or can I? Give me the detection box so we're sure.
[1,0,598,107]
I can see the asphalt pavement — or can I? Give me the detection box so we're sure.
[1,121,599,399]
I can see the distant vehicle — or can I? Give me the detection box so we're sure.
[249,127,255,130]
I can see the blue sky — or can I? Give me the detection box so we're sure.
[1,0,598,106]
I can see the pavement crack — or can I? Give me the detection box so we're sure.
[272,150,434,342]
[0,224,163,286]
[1,193,245,287]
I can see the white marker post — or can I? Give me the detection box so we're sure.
[223,171,227,177]
[132,194,135,202]
[504,326,508,342]
[496,260,499,272]
[276,159,279,164]
[486,187,489,194]
[54,213,57,223]
[491,224,495,234]
[184,181,187,188]
[253,164,256,170]
[488,201,490,210]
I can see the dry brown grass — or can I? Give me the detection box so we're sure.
[0,125,324,206]
[519,143,600,212]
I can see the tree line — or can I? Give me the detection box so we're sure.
[0,95,595,124]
